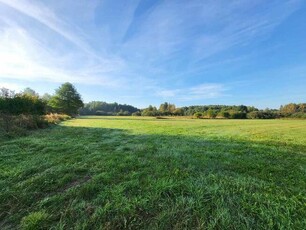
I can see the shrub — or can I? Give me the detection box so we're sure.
[117,110,130,116]
[217,111,230,119]
[289,112,306,119]
[206,109,217,118]
[0,113,70,138]
[95,110,108,116]
[173,108,184,116]
[247,111,279,119]
[0,114,48,137]
[132,111,141,116]
[0,94,46,115]
[230,111,247,119]
[141,110,159,116]
[194,112,202,119]
[44,113,71,124]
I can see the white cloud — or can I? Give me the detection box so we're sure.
[156,89,179,98]
[0,82,24,92]
[192,0,302,61]
[187,84,228,99]
[0,0,92,54]
[0,1,127,88]
[0,27,118,86]
[156,83,229,101]
[119,0,302,66]
[0,0,303,102]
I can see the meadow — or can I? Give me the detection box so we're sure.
[0,116,305,229]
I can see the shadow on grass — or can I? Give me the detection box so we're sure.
[0,125,305,229]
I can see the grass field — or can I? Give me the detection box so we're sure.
[1,116,306,229]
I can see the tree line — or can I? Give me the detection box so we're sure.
[140,103,305,119]
[0,83,83,117]
[80,101,306,119]
[1,82,305,122]
[79,101,138,116]
[137,104,253,118]
[0,83,83,136]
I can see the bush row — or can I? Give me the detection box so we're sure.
[0,113,71,138]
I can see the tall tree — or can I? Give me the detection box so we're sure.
[280,103,298,115]
[41,93,52,103]
[22,87,39,97]
[49,82,83,116]
[0,87,15,98]
[159,102,168,114]
[159,102,176,115]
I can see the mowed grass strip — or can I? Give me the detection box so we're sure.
[0,117,305,229]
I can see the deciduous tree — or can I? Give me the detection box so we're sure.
[49,83,83,116]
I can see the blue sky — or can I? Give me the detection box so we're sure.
[0,0,305,109]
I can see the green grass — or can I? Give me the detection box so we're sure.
[1,116,305,229]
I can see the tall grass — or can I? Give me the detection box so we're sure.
[44,113,71,124]
[0,113,71,138]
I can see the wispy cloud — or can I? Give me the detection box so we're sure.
[0,0,128,88]
[193,0,302,62]
[0,0,91,54]
[0,82,24,92]
[0,0,304,107]
[0,26,123,87]
[118,0,303,70]
[156,83,229,101]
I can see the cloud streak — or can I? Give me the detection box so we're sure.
[116,0,303,72]
[0,0,129,88]
[156,83,229,101]
[0,26,123,87]
[0,0,91,54]
[0,0,304,107]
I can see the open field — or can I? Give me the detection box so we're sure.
[0,116,306,229]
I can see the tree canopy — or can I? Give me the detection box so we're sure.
[22,87,39,97]
[0,87,45,115]
[49,83,84,116]
[80,101,139,116]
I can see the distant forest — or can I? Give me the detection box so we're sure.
[80,101,139,116]
[81,101,306,119]
[1,84,305,120]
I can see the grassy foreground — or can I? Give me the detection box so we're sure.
[0,117,305,229]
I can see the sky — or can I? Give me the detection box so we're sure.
[0,0,305,109]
